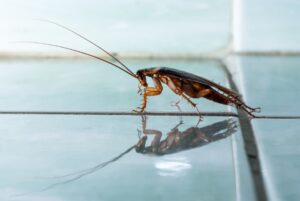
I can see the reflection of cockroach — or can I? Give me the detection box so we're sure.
[16,20,260,118]
[32,118,236,193]
[135,116,237,155]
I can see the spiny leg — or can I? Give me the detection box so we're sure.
[181,93,199,111]
[171,96,183,113]
[170,97,184,123]
[229,97,259,118]
[180,92,204,122]
[240,105,258,119]
[165,76,202,118]
[133,76,163,112]
[227,94,261,114]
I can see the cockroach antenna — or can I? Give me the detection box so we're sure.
[11,41,138,79]
[36,19,137,77]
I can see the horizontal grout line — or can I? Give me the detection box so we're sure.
[1,51,300,60]
[0,111,237,117]
[234,51,300,57]
[255,115,300,119]
[0,52,224,60]
[0,110,299,119]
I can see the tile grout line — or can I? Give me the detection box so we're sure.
[221,61,269,201]
[0,111,236,116]
[0,110,299,119]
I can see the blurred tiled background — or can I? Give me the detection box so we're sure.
[0,1,299,201]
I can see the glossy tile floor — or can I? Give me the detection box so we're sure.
[0,57,299,201]
[235,56,300,201]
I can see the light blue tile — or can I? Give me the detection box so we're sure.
[0,59,228,112]
[252,119,300,201]
[231,124,257,201]
[0,0,230,53]
[0,115,238,201]
[233,56,300,200]
[237,56,300,116]
[241,0,300,51]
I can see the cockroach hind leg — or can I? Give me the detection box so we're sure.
[194,105,203,121]
[253,107,261,113]
[248,114,256,120]
[246,110,259,120]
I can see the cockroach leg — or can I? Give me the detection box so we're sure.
[165,77,201,117]
[170,96,183,112]
[181,93,199,110]
[170,97,182,107]
[133,77,163,112]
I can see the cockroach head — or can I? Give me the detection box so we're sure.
[136,70,148,87]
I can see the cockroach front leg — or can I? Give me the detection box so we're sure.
[133,76,163,112]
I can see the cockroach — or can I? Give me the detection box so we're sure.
[15,20,260,118]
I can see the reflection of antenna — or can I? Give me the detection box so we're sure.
[14,118,237,197]
[13,145,135,197]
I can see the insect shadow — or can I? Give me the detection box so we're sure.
[15,117,237,196]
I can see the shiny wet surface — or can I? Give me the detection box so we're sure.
[0,116,239,201]
[236,56,300,201]
[0,59,226,112]
[0,59,245,201]
[0,57,299,201]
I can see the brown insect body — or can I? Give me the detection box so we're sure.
[136,67,260,117]
[18,20,260,118]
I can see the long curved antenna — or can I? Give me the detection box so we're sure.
[37,19,136,76]
[13,145,136,197]
[12,41,137,78]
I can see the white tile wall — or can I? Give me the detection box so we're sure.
[0,0,230,54]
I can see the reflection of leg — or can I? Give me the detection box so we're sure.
[171,120,184,132]
[137,115,147,138]
[195,118,202,127]
[139,115,162,152]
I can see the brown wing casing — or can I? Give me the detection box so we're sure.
[156,67,260,117]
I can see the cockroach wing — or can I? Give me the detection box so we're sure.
[158,67,240,97]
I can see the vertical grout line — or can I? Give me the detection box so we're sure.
[221,61,268,201]
[225,73,241,201]
[230,127,241,201]
[227,102,241,201]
